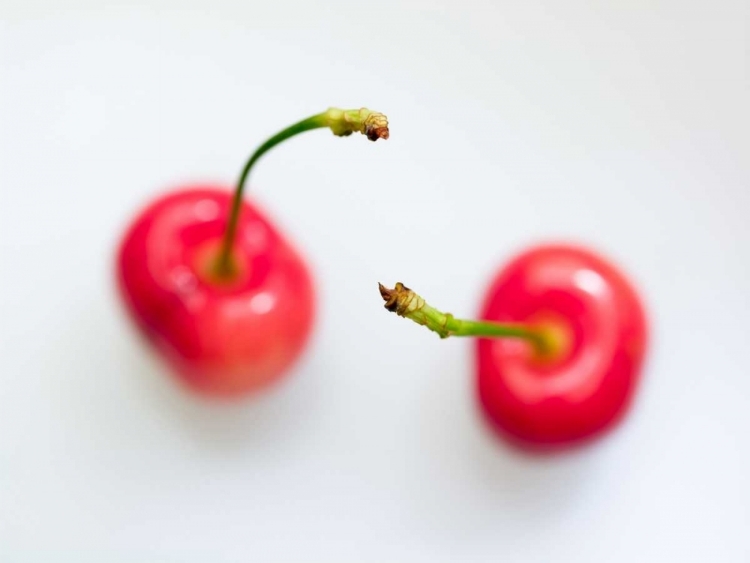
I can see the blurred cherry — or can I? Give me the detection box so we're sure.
[117,108,389,396]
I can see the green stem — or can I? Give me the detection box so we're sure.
[378,282,551,354]
[215,114,325,275]
[214,107,390,277]
[445,318,543,341]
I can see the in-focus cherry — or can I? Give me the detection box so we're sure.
[117,108,389,397]
[378,242,648,451]
[476,244,648,449]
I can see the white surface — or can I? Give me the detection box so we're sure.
[1,1,748,561]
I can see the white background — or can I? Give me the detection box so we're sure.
[1,1,748,561]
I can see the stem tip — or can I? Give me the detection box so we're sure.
[326,108,389,141]
[378,282,402,312]
[378,282,422,316]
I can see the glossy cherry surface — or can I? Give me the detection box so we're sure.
[117,186,315,396]
[476,244,648,449]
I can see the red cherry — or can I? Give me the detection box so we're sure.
[476,244,648,449]
[116,186,314,396]
[115,107,389,397]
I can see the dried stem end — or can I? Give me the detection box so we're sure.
[326,107,390,141]
[378,282,452,338]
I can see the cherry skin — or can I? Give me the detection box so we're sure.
[476,244,648,450]
[116,186,315,396]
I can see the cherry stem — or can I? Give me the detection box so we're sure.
[378,282,553,356]
[214,107,390,277]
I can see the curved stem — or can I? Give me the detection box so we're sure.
[378,282,552,355]
[215,114,326,275]
[214,107,390,277]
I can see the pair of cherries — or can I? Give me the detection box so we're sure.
[116,107,648,451]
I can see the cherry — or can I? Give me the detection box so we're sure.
[476,244,648,449]
[378,243,648,451]
[117,187,315,395]
[117,108,389,396]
